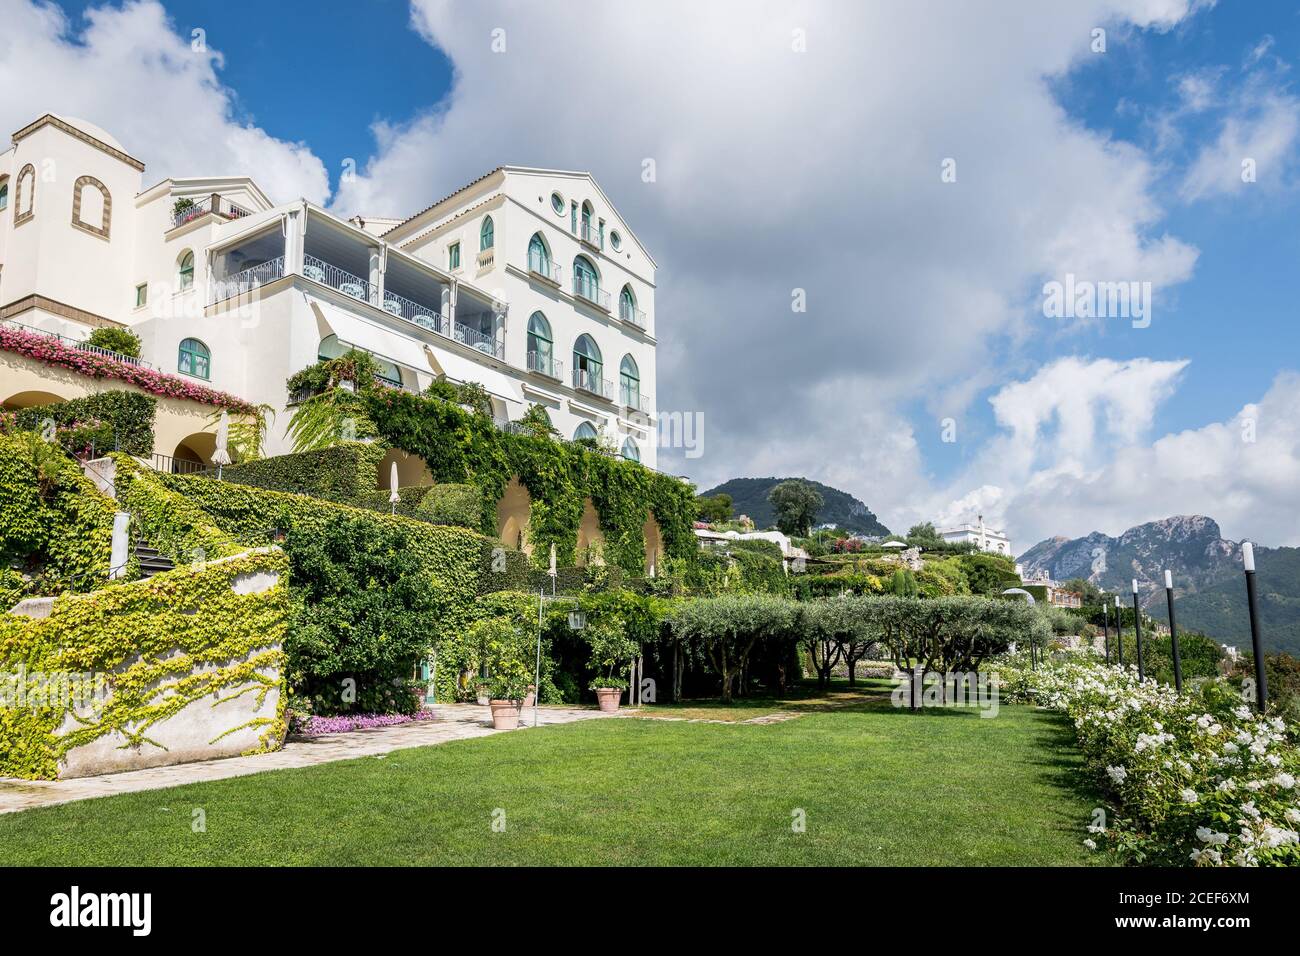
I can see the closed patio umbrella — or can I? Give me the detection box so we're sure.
[389,461,400,513]
[212,409,232,478]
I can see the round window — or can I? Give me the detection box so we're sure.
[550,192,565,215]
[610,231,622,251]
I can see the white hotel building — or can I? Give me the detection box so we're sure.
[0,114,658,468]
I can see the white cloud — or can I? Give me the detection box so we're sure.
[331,0,1205,518]
[1180,91,1300,200]
[0,1,330,203]
[929,360,1300,550]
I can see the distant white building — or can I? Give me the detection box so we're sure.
[937,515,1011,556]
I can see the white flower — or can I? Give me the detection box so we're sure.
[1274,773,1296,790]
[1196,827,1229,845]
[1106,765,1127,784]
[1181,789,1199,804]
[1260,827,1299,849]
[1083,838,1097,850]
[1190,847,1223,865]
[1284,808,1300,825]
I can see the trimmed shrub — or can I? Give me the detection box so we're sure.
[217,440,384,503]
[415,483,482,529]
[14,390,156,457]
[86,327,143,358]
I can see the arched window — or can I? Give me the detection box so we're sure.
[318,333,401,386]
[71,175,111,239]
[619,354,640,408]
[573,333,603,393]
[621,437,640,462]
[178,338,210,379]
[581,201,593,232]
[574,421,599,442]
[527,232,550,275]
[177,250,195,291]
[527,311,553,375]
[572,255,599,302]
[0,177,8,211]
[480,215,494,251]
[14,164,35,224]
[619,285,637,323]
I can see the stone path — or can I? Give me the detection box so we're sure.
[0,704,619,815]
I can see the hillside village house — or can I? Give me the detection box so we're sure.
[937,515,1012,556]
[0,114,658,472]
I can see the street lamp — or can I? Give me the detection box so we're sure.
[1164,570,1183,693]
[1115,595,1123,666]
[1242,542,1269,712]
[1132,578,1145,681]
[1101,592,1110,664]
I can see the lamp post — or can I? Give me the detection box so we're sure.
[1164,570,1183,693]
[1242,542,1268,713]
[1101,593,1110,664]
[1115,595,1124,666]
[1132,579,1145,681]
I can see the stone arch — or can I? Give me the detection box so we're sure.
[72,175,111,239]
[644,510,663,574]
[575,497,605,566]
[172,432,216,470]
[13,164,35,225]
[496,476,532,554]
[377,447,432,489]
[2,389,70,410]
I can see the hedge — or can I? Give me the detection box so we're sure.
[218,440,385,503]
[0,549,290,779]
[414,483,481,529]
[13,391,156,458]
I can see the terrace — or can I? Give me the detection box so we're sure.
[208,206,506,363]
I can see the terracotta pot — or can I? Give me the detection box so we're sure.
[595,687,622,713]
[489,699,521,730]
[522,688,536,708]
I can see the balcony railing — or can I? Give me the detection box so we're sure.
[209,255,285,304]
[1,319,155,369]
[170,195,252,230]
[620,383,650,411]
[381,289,447,334]
[304,254,375,305]
[527,350,563,380]
[527,251,561,284]
[453,323,504,359]
[619,303,647,329]
[580,221,602,248]
[476,248,495,273]
[572,274,611,311]
[572,366,613,400]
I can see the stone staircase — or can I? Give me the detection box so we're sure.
[133,543,174,578]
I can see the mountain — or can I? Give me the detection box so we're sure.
[1018,516,1300,656]
[699,477,890,536]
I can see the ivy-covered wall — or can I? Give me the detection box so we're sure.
[13,390,157,457]
[218,441,386,504]
[0,549,290,780]
[0,431,117,608]
[365,390,697,574]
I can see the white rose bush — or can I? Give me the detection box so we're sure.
[998,654,1300,866]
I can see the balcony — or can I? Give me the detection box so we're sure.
[620,383,651,412]
[619,302,647,330]
[209,255,284,304]
[572,274,611,311]
[170,194,251,231]
[304,254,376,305]
[1,318,155,370]
[476,248,495,275]
[527,350,563,380]
[572,367,613,400]
[580,221,603,249]
[452,321,504,359]
[527,250,562,285]
[380,289,447,334]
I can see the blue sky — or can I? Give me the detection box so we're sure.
[12,0,1300,546]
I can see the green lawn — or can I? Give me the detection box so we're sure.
[0,680,1102,866]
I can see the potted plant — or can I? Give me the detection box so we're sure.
[585,617,638,713]
[475,619,533,729]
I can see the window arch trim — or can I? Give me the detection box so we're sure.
[71,174,112,239]
[13,164,35,226]
[480,215,494,251]
[178,337,210,380]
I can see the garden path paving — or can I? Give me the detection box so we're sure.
[0,704,621,814]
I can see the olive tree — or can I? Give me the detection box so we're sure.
[669,593,798,702]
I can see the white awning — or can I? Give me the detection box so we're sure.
[309,297,431,372]
[426,344,524,406]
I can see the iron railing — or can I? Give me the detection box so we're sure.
[572,274,611,310]
[303,254,375,305]
[0,318,155,369]
[453,322,504,359]
[580,221,602,248]
[170,196,253,230]
[572,366,613,399]
[209,255,285,304]
[619,302,647,329]
[381,289,447,333]
[527,250,561,283]
[527,350,563,379]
